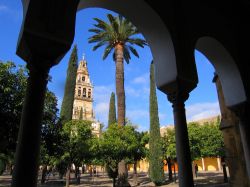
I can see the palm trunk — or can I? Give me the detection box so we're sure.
[115,44,129,186]
[115,44,125,126]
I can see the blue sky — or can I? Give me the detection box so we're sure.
[0,1,220,131]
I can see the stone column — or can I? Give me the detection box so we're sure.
[11,63,50,187]
[168,92,194,187]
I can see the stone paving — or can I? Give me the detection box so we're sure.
[0,171,229,187]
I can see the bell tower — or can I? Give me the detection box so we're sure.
[72,54,94,120]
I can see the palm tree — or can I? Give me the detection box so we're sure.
[88,14,147,127]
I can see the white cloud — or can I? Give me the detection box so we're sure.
[0,4,22,21]
[132,73,149,84]
[159,113,167,122]
[127,109,148,120]
[186,102,220,122]
[125,86,140,97]
[94,85,114,102]
[94,102,109,127]
[95,102,109,114]
[93,85,114,126]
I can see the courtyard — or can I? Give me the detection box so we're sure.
[0,171,228,187]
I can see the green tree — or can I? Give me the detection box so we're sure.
[188,123,202,160]
[0,62,26,157]
[187,121,224,160]
[130,131,149,185]
[149,62,164,185]
[39,91,60,183]
[0,61,59,175]
[61,120,93,186]
[88,14,147,185]
[108,92,116,127]
[96,124,138,187]
[60,45,78,124]
[161,128,176,181]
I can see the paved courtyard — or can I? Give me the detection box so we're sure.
[0,171,228,187]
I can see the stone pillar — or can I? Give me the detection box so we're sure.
[201,158,205,171]
[213,74,250,186]
[238,112,250,180]
[11,63,50,187]
[168,92,194,187]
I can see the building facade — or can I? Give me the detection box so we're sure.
[72,55,101,137]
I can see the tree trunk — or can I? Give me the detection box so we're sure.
[75,166,80,184]
[173,163,176,183]
[115,44,125,126]
[113,177,116,187]
[118,160,130,186]
[133,161,138,185]
[167,158,173,181]
[66,166,71,187]
[10,164,13,175]
[41,165,47,184]
[133,162,137,175]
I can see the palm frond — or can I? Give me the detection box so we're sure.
[128,46,139,58]
[107,14,118,31]
[88,32,107,43]
[127,38,147,47]
[103,44,114,60]
[93,18,110,31]
[88,28,102,34]
[92,41,107,51]
[123,46,131,64]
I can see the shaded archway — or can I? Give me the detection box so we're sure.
[196,37,246,107]
[195,36,250,185]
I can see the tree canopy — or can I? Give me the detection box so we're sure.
[88,14,147,64]
[162,120,224,161]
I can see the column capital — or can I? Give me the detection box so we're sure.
[26,59,50,82]
[229,102,249,121]
[167,91,189,105]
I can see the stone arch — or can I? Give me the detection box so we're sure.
[195,36,246,108]
[77,0,177,90]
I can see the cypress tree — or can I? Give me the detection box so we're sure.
[108,92,116,127]
[149,61,164,185]
[60,45,78,124]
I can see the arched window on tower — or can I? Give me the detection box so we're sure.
[82,76,85,82]
[88,89,91,99]
[83,88,86,97]
[78,87,81,96]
